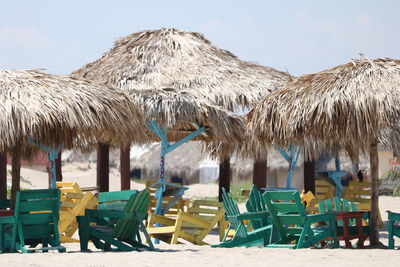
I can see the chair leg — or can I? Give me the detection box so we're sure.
[388,221,394,249]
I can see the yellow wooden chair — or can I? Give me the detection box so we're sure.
[146,200,225,245]
[300,190,319,214]
[56,182,98,242]
[343,180,383,227]
[315,179,335,201]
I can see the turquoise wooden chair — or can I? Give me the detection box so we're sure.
[212,188,273,248]
[78,189,153,251]
[0,189,65,253]
[387,211,400,249]
[263,190,338,249]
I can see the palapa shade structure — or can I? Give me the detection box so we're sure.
[0,69,147,204]
[248,57,400,245]
[72,27,290,197]
[72,28,289,111]
[0,69,147,149]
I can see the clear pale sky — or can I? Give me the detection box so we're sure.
[0,0,399,76]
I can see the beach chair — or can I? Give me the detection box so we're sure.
[343,180,383,227]
[145,181,189,216]
[57,182,98,242]
[212,188,272,248]
[263,190,338,249]
[0,189,66,253]
[318,197,369,247]
[77,189,153,251]
[147,199,225,245]
[387,211,400,249]
[315,179,335,201]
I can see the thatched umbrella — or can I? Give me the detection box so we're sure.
[248,57,400,245]
[72,27,290,198]
[0,69,147,204]
[72,28,289,110]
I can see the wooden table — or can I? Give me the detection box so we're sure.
[335,211,367,248]
[0,209,14,217]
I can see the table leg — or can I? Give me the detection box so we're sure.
[356,217,365,248]
[343,217,351,248]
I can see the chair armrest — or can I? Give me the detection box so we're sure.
[305,212,335,224]
[227,211,269,223]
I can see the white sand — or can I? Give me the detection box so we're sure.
[2,164,400,266]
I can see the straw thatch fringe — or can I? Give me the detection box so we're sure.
[0,69,148,151]
[132,88,246,143]
[248,57,400,158]
[72,28,290,111]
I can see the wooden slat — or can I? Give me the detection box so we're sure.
[98,190,138,203]
[277,214,304,225]
[273,203,299,213]
[19,200,58,213]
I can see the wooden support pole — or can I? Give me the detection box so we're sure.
[369,139,379,245]
[97,143,109,192]
[11,144,21,210]
[303,158,316,194]
[0,151,7,199]
[218,155,231,202]
[55,151,63,181]
[253,159,267,189]
[120,145,131,190]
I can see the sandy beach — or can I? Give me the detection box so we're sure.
[2,164,400,266]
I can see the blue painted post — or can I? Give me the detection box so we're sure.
[47,151,59,189]
[27,138,62,189]
[276,145,302,189]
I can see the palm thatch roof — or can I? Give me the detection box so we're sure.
[248,57,400,157]
[0,69,148,152]
[72,28,290,111]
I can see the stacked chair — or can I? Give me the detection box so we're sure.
[263,190,338,249]
[56,182,98,242]
[77,189,154,251]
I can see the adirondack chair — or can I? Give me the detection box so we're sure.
[263,190,338,249]
[212,188,272,248]
[147,199,225,245]
[0,189,66,253]
[57,182,98,243]
[145,181,189,216]
[343,180,383,227]
[77,189,154,251]
[387,211,400,249]
[318,197,369,248]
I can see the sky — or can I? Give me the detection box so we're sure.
[0,0,399,76]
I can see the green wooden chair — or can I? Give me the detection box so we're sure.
[77,189,154,251]
[212,188,273,248]
[318,197,369,247]
[263,190,338,249]
[387,211,400,249]
[0,189,66,253]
